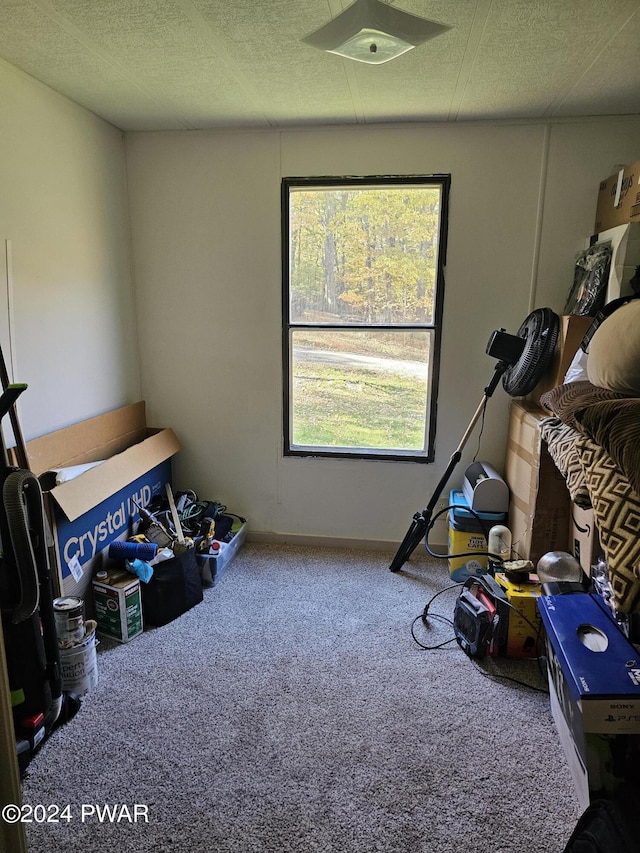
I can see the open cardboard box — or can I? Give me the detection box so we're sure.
[23,401,181,600]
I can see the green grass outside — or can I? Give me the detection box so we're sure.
[292,362,427,450]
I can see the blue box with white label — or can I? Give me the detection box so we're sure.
[539,593,640,809]
[25,402,181,602]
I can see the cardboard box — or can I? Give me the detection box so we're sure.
[196,521,247,586]
[538,594,640,809]
[591,222,640,303]
[528,315,593,404]
[594,161,640,234]
[504,401,570,563]
[494,572,542,658]
[92,568,143,643]
[25,402,181,601]
[570,503,602,576]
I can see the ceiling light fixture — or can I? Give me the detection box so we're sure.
[301,0,450,65]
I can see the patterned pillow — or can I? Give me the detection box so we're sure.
[588,300,640,394]
[575,399,640,499]
[539,381,629,430]
[539,417,591,508]
[575,436,640,613]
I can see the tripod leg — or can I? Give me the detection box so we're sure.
[389,512,428,572]
[388,362,511,575]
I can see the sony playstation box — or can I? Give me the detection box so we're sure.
[538,593,640,810]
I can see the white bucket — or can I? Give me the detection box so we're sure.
[59,620,98,697]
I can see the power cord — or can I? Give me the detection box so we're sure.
[471,397,488,463]
[411,584,461,650]
[487,593,549,690]
[180,500,227,524]
[471,657,549,694]
[424,503,501,564]
[411,575,549,693]
[408,497,549,691]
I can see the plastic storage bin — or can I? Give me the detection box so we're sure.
[448,490,506,581]
[196,521,247,587]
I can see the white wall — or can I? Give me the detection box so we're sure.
[126,117,640,548]
[0,59,140,441]
[2,52,640,549]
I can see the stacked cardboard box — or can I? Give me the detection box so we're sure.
[594,160,640,234]
[504,400,570,564]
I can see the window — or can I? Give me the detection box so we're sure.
[282,175,450,462]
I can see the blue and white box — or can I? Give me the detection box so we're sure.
[26,402,181,602]
[539,593,640,809]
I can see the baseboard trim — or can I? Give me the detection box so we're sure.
[246,530,448,555]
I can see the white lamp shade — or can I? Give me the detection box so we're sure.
[301,0,450,65]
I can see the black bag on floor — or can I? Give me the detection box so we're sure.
[562,799,636,853]
[141,548,203,627]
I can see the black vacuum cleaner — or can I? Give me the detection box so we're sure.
[0,348,79,776]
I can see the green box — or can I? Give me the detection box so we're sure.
[92,570,143,643]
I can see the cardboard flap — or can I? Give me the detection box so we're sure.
[26,402,149,476]
[49,428,181,522]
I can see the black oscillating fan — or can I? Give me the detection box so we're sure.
[388,307,560,572]
[501,307,559,397]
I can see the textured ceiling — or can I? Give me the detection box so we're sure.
[1,0,639,131]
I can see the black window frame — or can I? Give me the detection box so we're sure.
[282,174,450,463]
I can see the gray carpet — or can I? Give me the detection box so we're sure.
[22,544,581,852]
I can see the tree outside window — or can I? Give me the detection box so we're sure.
[283,175,450,461]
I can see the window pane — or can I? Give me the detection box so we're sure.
[289,186,441,326]
[291,329,432,453]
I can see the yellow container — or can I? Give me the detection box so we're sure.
[447,521,488,581]
[494,572,542,658]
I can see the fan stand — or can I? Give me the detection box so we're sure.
[389,308,559,574]
[388,359,511,573]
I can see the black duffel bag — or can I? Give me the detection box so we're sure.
[141,548,203,627]
[562,799,636,853]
